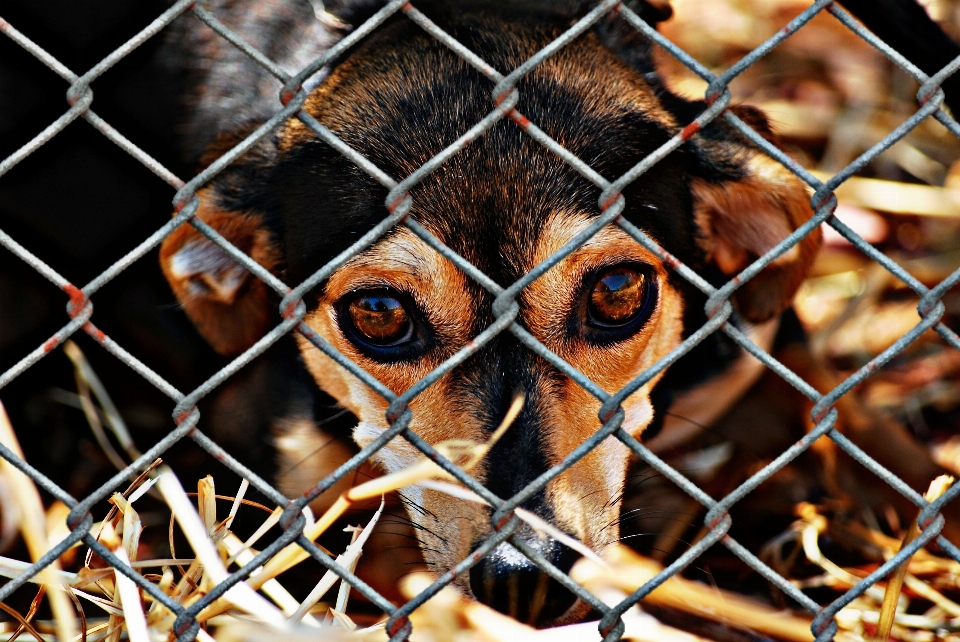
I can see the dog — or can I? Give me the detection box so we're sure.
[155,0,960,627]
[158,0,821,625]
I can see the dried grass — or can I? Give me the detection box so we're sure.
[2,324,960,642]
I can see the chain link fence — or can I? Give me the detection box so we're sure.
[1,0,960,640]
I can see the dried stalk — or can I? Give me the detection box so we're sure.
[875,475,954,641]
[0,400,79,641]
[572,544,815,642]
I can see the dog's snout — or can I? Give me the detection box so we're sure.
[469,537,580,626]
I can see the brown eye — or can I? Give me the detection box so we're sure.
[347,292,414,346]
[588,267,651,328]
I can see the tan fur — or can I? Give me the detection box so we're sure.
[288,210,686,593]
[692,154,821,323]
[159,190,282,356]
[524,212,685,550]
[272,416,361,512]
[294,228,493,575]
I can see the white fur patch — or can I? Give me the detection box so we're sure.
[273,417,320,456]
[169,239,248,302]
[168,239,235,278]
[621,399,654,436]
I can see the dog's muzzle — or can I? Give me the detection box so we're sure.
[469,535,580,625]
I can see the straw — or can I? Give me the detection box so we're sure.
[0,400,80,641]
[875,475,954,641]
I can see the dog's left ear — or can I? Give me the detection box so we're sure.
[689,105,821,323]
[160,188,282,356]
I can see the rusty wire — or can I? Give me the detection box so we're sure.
[1,1,960,640]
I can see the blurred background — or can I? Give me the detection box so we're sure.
[638,2,960,637]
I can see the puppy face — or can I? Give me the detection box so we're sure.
[296,217,684,582]
[161,6,819,626]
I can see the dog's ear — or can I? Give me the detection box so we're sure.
[160,189,282,356]
[690,105,821,323]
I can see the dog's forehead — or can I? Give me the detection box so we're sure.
[277,14,699,286]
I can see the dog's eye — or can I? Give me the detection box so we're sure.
[587,267,652,328]
[347,292,414,346]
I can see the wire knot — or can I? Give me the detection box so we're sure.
[63,285,89,319]
[494,510,516,531]
[386,615,411,638]
[172,614,198,639]
[279,85,302,106]
[66,510,91,531]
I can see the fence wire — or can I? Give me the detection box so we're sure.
[1,1,960,640]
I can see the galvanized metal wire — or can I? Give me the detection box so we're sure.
[1,1,960,640]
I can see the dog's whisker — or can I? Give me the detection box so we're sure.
[395,492,439,521]
[350,467,380,482]
[664,410,710,432]
[376,518,418,529]
[378,518,433,535]
[599,471,669,514]
[624,470,667,491]
[395,491,428,511]
[375,530,423,544]
[616,532,694,549]
[604,512,698,533]
[316,408,352,426]
[378,511,418,524]
[395,517,447,540]
[618,506,699,520]
[607,506,698,523]
[578,487,606,503]
[381,543,430,551]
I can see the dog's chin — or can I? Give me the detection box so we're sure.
[430,547,591,628]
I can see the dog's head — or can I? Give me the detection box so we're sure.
[161,1,819,626]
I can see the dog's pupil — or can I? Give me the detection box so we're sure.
[349,295,409,343]
[590,268,646,325]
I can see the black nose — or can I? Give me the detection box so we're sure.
[469,537,580,625]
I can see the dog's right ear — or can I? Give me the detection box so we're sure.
[160,189,282,357]
[680,105,820,323]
